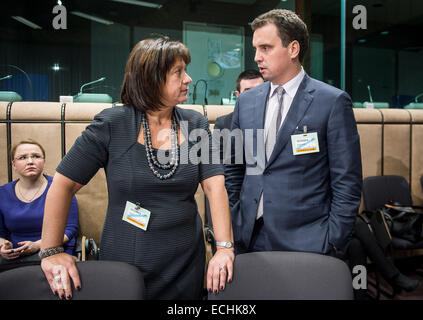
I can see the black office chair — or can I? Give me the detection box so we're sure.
[208,251,353,300]
[420,175,423,193]
[362,175,423,250]
[362,175,423,298]
[0,260,145,300]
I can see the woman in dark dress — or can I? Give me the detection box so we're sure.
[39,37,234,300]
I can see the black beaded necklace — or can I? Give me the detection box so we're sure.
[141,112,179,180]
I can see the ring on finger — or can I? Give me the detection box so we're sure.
[54,275,61,282]
[219,266,227,272]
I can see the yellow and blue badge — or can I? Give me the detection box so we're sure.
[291,131,320,155]
[122,201,151,231]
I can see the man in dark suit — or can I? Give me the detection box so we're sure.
[215,69,264,131]
[225,9,362,255]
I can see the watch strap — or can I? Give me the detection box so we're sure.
[38,246,64,259]
[215,241,234,248]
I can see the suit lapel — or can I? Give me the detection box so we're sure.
[266,74,315,168]
[247,82,269,171]
[254,82,270,131]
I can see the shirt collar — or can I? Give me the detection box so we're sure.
[269,66,305,99]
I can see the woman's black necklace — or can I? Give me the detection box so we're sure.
[142,113,179,180]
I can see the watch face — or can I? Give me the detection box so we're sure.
[217,241,234,248]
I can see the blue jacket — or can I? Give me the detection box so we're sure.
[225,74,362,255]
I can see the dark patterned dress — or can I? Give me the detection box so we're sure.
[57,105,223,299]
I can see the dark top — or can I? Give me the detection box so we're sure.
[214,112,233,132]
[213,112,242,208]
[56,105,223,299]
[0,175,79,254]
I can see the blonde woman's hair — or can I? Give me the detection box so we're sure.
[10,139,46,163]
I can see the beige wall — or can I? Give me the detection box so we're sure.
[1,103,423,248]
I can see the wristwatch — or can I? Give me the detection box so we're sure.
[215,241,234,248]
[38,246,64,259]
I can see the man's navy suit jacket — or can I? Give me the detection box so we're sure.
[215,112,233,131]
[225,73,362,255]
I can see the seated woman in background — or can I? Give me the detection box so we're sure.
[0,139,79,272]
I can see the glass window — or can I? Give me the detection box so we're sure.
[1,0,292,104]
[4,1,420,108]
[309,0,342,88]
[347,0,423,109]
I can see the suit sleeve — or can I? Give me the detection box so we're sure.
[214,116,224,131]
[327,92,362,252]
[197,115,224,182]
[224,99,246,209]
[212,116,225,166]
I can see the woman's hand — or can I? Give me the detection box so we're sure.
[16,240,41,256]
[0,240,20,260]
[201,175,235,295]
[40,253,81,300]
[207,247,235,294]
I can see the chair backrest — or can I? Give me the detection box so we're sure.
[0,261,145,300]
[208,251,353,300]
[362,175,412,211]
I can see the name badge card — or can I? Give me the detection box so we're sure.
[122,201,151,231]
[291,132,320,155]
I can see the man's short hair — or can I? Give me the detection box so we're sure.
[251,9,309,63]
[236,69,264,92]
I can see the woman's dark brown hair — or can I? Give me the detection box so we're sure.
[120,37,191,112]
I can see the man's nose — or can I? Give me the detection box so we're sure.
[254,50,262,63]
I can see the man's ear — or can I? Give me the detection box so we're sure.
[289,40,300,60]
[235,91,240,97]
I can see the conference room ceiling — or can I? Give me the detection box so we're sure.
[0,0,276,29]
[313,0,423,25]
[0,0,283,47]
[1,0,422,52]
[312,0,423,52]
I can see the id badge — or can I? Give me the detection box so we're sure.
[291,132,320,155]
[122,201,151,231]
